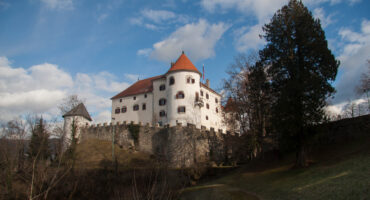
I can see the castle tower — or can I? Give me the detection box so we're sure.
[62,103,92,149]
[165,51,202,127]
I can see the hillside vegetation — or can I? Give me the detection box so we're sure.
[180,135,370,200]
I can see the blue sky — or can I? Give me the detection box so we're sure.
[0,0,369,122]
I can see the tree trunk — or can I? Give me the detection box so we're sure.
[295,142,308,168]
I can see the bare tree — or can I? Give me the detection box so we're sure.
[58,94,85,115]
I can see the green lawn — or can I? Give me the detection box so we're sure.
[180,137,370,200]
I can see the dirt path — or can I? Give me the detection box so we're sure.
[179,183,260,200]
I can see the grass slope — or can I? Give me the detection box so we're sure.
[180,136,370,200]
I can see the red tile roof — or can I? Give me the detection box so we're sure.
[167,52,201,74]
[111,75,164,99]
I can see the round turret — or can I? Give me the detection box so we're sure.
[165,52,202,126]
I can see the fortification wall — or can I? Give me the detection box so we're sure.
[79,122,228,167]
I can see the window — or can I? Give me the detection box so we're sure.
[200,90,204,96]
[122,106,127,113]
[133,104,139,111]
[159,98,166,106]
[195,92,199,101]
[159,110,166,117]
[133,96,136,100]
[142,103,146,110]
[115,108,120,114]
[119,99,122,102]
[176,91,185,99]
[187,77,191,83]
[192,79,195,84]
[206,93,209,99]
[215,98,218,103]
[159,84,166,91]
[206,103,209,109]
[144,94,147,98]
[206,116,209,120]
[216,108,218,113]
[169,77,175,85]
[178,106,186,113]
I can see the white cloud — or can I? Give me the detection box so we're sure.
[0,57,131,123]
[40,0,73,10]
[137,48,152,56]
[333,19,370,104]
[141,9,176,24]
[124,74,139,82]
[150,19,229,62]
[313,7,335,28]
[129,9,189,30]
[234,24,265,52]
[94,110,112,123]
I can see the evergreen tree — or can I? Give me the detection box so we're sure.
[28,117,50,160]
[259,0,339,167]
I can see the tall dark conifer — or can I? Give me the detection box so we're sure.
[259,0,339,167]
[28,117,50,160]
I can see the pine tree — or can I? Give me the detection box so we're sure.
[28,117,50,160]
[259,0,339,167]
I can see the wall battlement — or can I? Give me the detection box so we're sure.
[79,121,229,167]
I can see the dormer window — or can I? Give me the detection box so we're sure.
[159,98,166,106]
[169,77,175,85]
[176,91,185,99]
[159,84,166,91]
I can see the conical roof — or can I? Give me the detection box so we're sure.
[167,52,201,74]
[62,103,92,121]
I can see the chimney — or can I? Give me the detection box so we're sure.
[206,79,210,87]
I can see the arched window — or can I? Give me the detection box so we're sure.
[133,104,139,111]
[187,77,191,83]
[115,108,120,114]
[178,106,186,113]
[206,103,210,109]
[159,84,166,91]
[159,98,166,106]
[159,110,166,117]
[121,106,127,113]
[195,92,199,101]
[142,103,146,110]
[176,91,185,99]
[169,77,175,85]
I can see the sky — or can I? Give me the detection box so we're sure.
[0,0,369,123]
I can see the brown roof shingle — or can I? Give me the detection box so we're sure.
[111,75,164,99]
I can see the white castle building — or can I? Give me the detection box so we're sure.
[111,52,227,132]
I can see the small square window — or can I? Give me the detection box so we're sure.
[119,99,122,102]
[178,106,186,113]
[144,94,147,98]
[133,96,136,100]
[115,108,120,114]
[133,104,139,111]
[122,106,127,113]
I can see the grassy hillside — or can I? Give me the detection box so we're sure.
[180,136,370,200]
[74,139,154,169]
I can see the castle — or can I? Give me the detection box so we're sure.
[111,52,227,132]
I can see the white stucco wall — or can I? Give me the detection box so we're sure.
[152,78,168,125]
[63,115,90,149]
[200,85,226,131]
[166,71,201,127]
[111,93,153,124]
